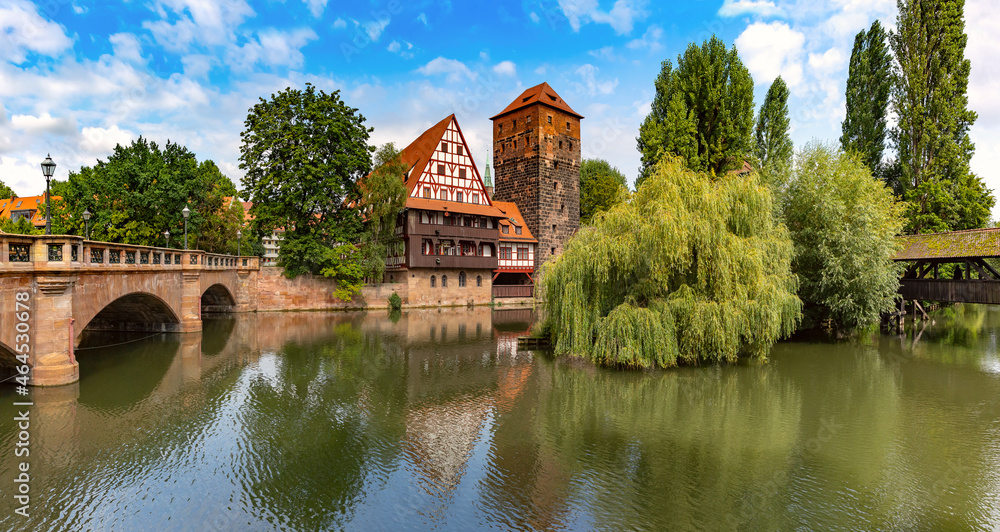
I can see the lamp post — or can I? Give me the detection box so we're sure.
[182,206,190,249]
[82,209,91,240]
[237,229,242,257]
[40,155,56,235]
[164,230,170,249]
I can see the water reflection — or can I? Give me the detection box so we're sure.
[0,305,999,530]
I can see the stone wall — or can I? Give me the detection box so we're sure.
[404,267,493,307]
[255,267,410,311]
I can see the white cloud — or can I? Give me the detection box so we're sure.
[0,0,74,63]
[626,24,662,52]
[387,41,401,53]
[303,0,328,18]
[529,12,541,24]
[416,57,477,83]
[557,0,646,35]
[364,16,390,42]
[10,113,76,136]
[417,13,429,26]
[79,125,135,157]
[142,0,255,52]
[589,46,623,62]
[109,33,144,64]
[227,28,318,71]
[718,0,782,18]
[72,3,88,14]
[735,21,806,88]
[493,61,517,77]
[574,64,618,96]
[333,18,347,29]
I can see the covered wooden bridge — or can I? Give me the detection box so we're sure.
[895,228,1000,304]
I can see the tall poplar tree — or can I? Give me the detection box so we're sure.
[755,76,793,173]
[891,0,993,233]
[637,36,755,186]
[841,20,892,175]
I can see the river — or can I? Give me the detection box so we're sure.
[1,304,999,531]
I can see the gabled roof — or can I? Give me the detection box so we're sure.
[894,228,1000,261]
[493,201,537,243]
[491,82,583,120]
[400,114,454,197]
[0,195,62,227]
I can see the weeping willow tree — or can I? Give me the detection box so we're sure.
[540,157,801,368]
[358,143,408,281]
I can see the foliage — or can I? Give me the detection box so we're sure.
[637,35,755,186]
[890,0,993,233]
[359,143,408,281]
[240,83,372,278]
[754,76,793,174]
[841,21,892,177]
[579,158,629,225]
[782,144,905,329]
[540,157,800,368]
[0,179,16,199]
[54,137,238,248]
[388,291,402,311]
[318,243,365,301]
[0,217,42,235]
[198,198,247,255]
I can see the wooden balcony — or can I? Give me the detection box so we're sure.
[408,253,498,270]
[408,223,498,241]
[493,285,533,298]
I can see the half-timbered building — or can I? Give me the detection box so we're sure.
[492,200,537,299]
[384,114,506,306]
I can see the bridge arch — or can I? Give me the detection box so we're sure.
[80,292,182,335]
[202,283,237,313]
[0,341,23,384]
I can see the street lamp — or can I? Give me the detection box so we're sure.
[82,209,91,240]
[237,229,242,257]
[40,154,56,235]
[164,230,170,249]
[181,205,190,249]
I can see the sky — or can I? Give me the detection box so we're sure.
[2,0,1000,217]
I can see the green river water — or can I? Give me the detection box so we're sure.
[1,304,999,531]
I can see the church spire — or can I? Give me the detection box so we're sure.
[484,155,494,199]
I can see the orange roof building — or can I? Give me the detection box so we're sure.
[493,201,537,279]
[0,195,62,229]
[377,114,507,305]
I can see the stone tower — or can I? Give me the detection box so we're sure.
[491,82,582,275]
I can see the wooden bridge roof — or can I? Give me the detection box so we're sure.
[894,228,1000,261]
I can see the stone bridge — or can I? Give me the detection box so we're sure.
[0,235,259,386]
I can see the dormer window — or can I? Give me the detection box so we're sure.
[515,226,522,235]
[502,225,509,234]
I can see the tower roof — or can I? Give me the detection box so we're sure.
[490,82,583,120]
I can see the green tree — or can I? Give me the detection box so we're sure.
[579,158,629,225]
[891,0,993,233]
[55,138,237,246]
[0,217,41,235]
[841,21,892,176]
[197,199,246,255]
[0,179,16,199]
[239,83,372,280]
[540,157,800,368]
[637,35,755,186]
[358,143,408,282]
[782,144,905,330]
[754,76,793,174]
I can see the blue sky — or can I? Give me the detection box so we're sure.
[3,0,1000,216]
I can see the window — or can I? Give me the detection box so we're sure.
[514,140,517,149]
[551,247,556,254]
[561,204,565,213]
[421,211,430,223]
[423,186,431,198]
[472,193,479,204]
[442,275,448,287]
[459,271,466,287]
[547,115,552,124]
[440,189,448,200]
[500,247,512,260]
[502,225,509,234]
[459,168,466,179]
[513,119,517,129]
[480,244,493,257]
[457,145,463,155]
[515,226,522,235]
[437,164,445,175]
[559,140,563,149]
[442,141,449,152]
[555,161,559,170]
[566,121,570,130]
[552,224,556,232]
[423,239,433,255]
[568,141,573,150]
[518,247,528,260]
[476,275,482,287]
[456,191,463,203]
[430,275,436,287]
[499,124,503,134]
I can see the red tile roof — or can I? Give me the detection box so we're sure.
[491,82,583,120]
[493,201,537,243]
[405,197,505,218]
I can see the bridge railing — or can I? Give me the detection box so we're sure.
[0,234,258,271]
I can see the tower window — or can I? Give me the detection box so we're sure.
[547,115,552,124]
[561,204,565,213]
[552,224,556,232]
[551,247,556,254]
[559,141,563,149]
[554,181,559,190]
[566,121,570,130]
[568,141,573,150]
[442,142,449,153]
[554,161,559,171]
[514,140,517,149]
[513,119,517,129]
